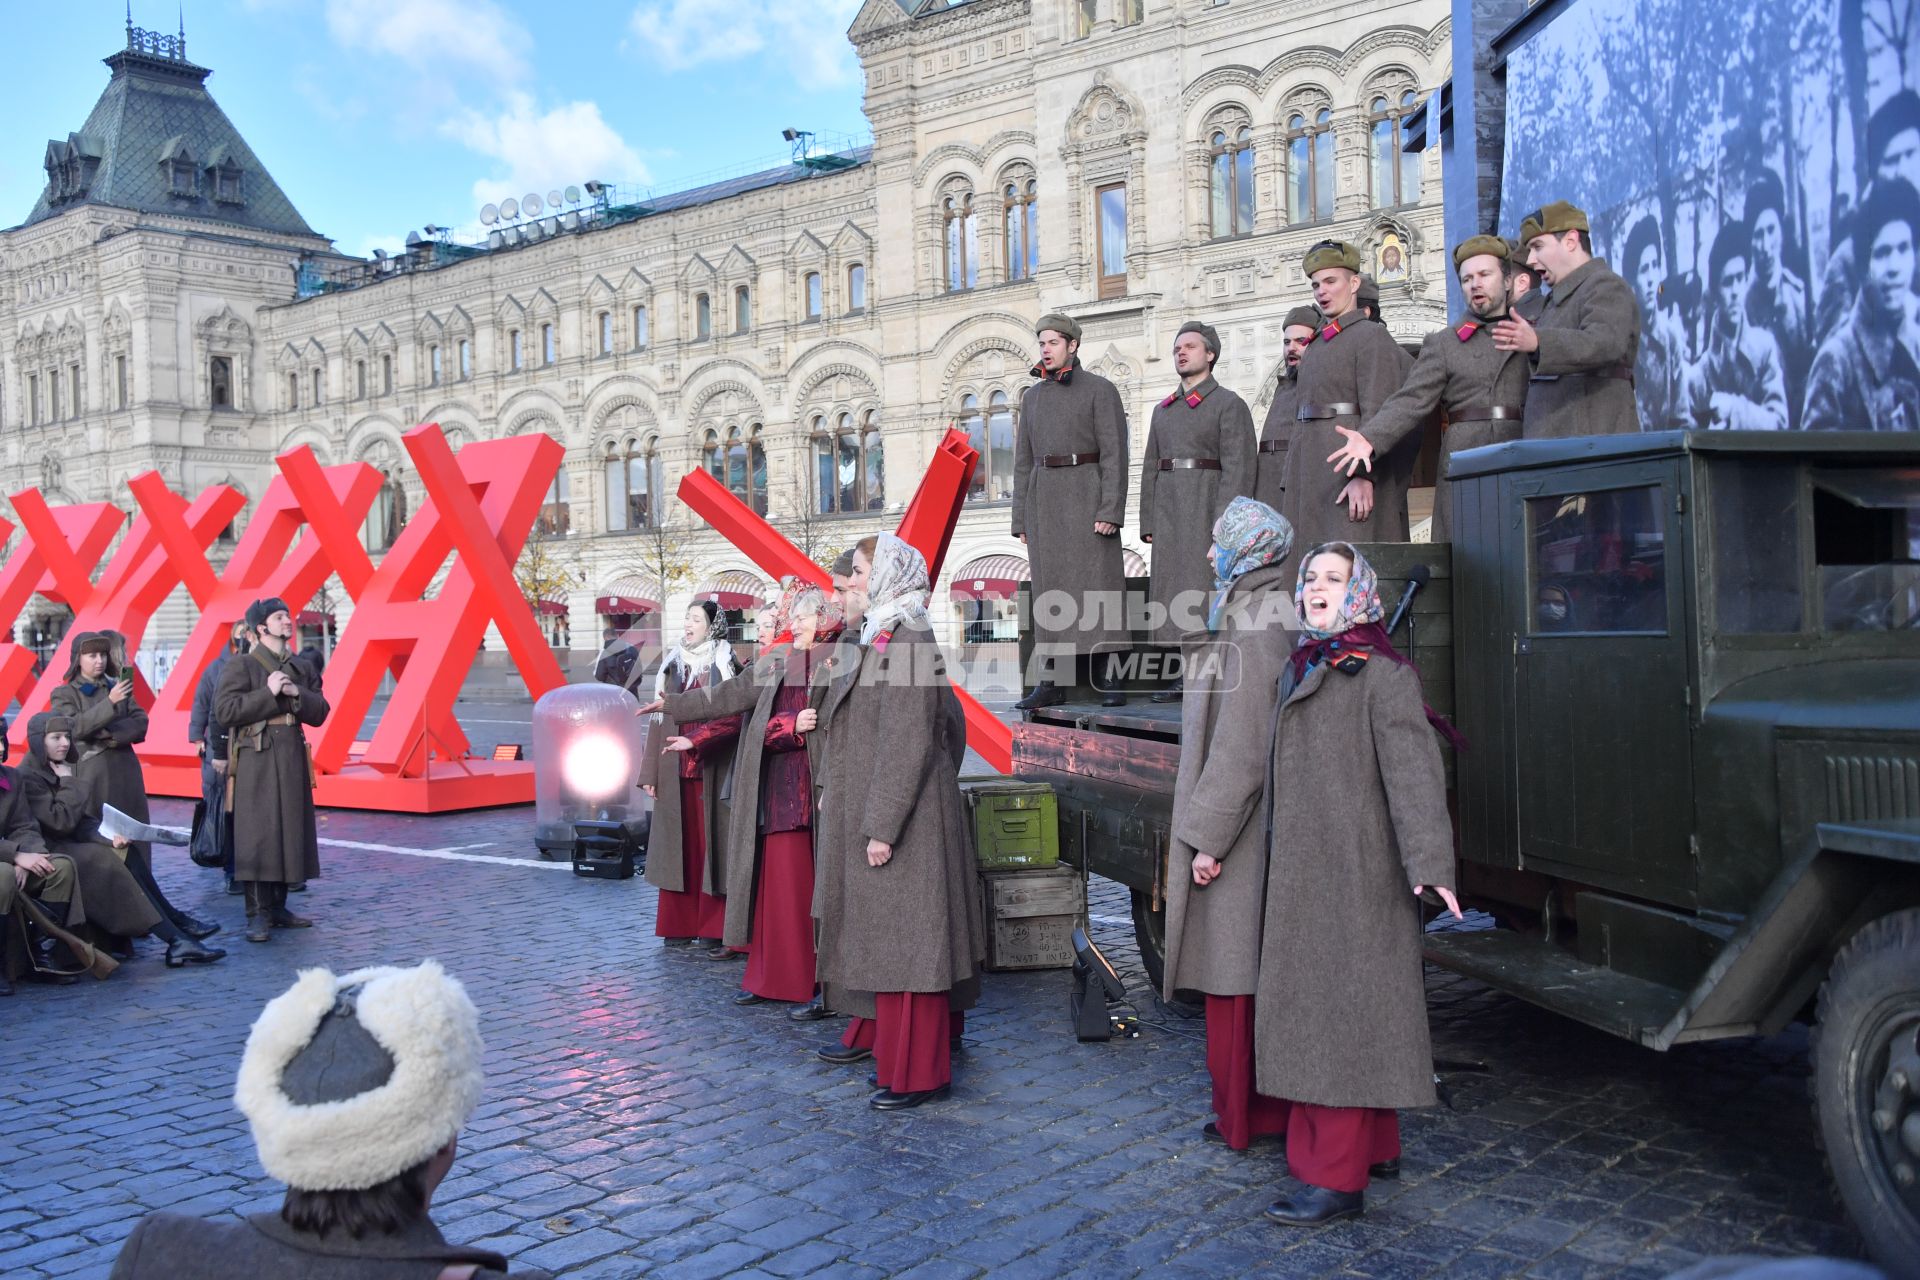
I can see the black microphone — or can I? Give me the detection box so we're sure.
[1387,564,1430,638]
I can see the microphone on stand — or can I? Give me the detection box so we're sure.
[1387,563,1430,643]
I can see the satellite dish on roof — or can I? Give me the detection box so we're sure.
[523,192,543,216]
[547,189,563,209]
[404,230,423,248]
[500,197,519,219]
[372,248,387,261]
[564,185,582,204]
[479,203,499,225]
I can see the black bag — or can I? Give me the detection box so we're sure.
[188,799,225,868]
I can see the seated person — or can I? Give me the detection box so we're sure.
[0,768,81,997]
[16,713,223,969]
[109,960,554,1280]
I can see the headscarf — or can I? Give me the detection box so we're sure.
[859,534,931,645]
[1207,498,1294,630]
[655,600,737,698]
[761,576,812,646]
[1289,541,1466,750]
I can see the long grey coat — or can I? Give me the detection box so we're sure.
[1254,371,1301,510]
[1139,378,1258,644]
[1281,312,1413,579]
[1525,257,1642,439]
[49,678,152,869]
[639,656,736,898]
[214,646,328,884]
[813,621,984,997]
[1363,318,1530,541]
[1160,565,1294,999]
[108,1210,549,1280]
[17,752,162,937]
[1013,366,1131,653]
[1254,654,1455,1110]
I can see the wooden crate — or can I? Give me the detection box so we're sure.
[979,865,1081,971]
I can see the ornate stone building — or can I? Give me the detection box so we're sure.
[3,0,1450,659]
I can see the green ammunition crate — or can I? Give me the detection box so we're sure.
[964,779,1060,870]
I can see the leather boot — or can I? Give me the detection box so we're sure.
[243,883,271,943]
[1264,1184,1365,1226]
[1013,681,1064,711]
[165,933,226,967]
[268,883,312,929]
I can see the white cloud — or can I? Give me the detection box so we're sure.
[447,93,651,208]
[627,0,863,86]
[323,0,531,84]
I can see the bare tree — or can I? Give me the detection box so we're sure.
[771,467,844,574]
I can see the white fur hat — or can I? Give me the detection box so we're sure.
[234,960,485,1190]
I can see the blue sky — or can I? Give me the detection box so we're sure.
[5,0,870,256]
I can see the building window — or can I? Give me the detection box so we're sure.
[1077,0,1096,38]
[1210,124,1255,238]
[356,359,368,399]
[813,410,886,513]
[1004,179,1038,281]
[1118,0,1143,25]
[632,304,649,348]
[734,286,751,334]
[1370,89,1423,208]
[28,374,39,425]
[847,264,866,312]
[733,424,769,514]
[598,311,613,355]
[215,167,242,204]
[541,323,555,365]
[312,367,324,405]
[1286,108,1336,224]
[604,437,660,531]
[381,353,393,394]
[69,364,81,417]
[209,356,233,409]
[944,192,978,292]
[429,344,442,386]
[115,354,127,409]
[1095,182,1127,299]
[458,339,471,380]
[537,468,570,537]
[365,468,406,551]
[695,294,712,340]
[287,371,298,410]
[510,330,523,370]
[805,272,822,319]
[960,390,1018,502]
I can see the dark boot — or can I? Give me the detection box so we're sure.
[164,933,226,967]
[1264,1185,1364,1226]
[267,883,312,930]
[1150,679,1183,704]
[1013,681,1064,711]
[243,883,271,943]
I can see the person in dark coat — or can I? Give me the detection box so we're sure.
[1326,236,1532,540]
[1280,240,1414,582]
[1254,306,1321,512]
[1253,542,1463,1226]
[1744,170,1811,426]
[109,960,552,1280]
[814,534,985,1110]
[639,600,740,950]
[214,598,329,944]
[1685,220,1789,430]
[49,632,216,940]
[1139,320,1258,701]
[0,724,85,997]
[1804,177,1920,432]
[18,712,223,968]
[1012,312,1131,709]
[1625,216,1689,431]
[1498,201,1642,438]
[1161,498,1296,1150]
[189,620,249,893]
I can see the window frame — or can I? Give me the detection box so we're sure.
[1094,181,1128,299]
[1003,178,1038,281]
[695,293,712,341]
[1285,106,1336,225]
[1209,123,1255,239]
[943,191,979,293]
[804,271,823,320]
[847,263,867,313]
[812,409,885,515]
[598,311,613,356]
[1368,88,1423,209]
[632,304,649,349]
[733,285,752,335]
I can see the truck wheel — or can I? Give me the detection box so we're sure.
[1130,889,1166,994]
[1812,907,1920,1273]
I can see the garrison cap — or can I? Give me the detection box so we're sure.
[1302,240,1362,275]
[1035,312,1082,342]
[1519,200,1590,243]
[1175,320,1221,356]
[1282,305,1323,331]
[1453,234,1513,270]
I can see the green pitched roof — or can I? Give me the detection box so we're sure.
[21,35,318,239]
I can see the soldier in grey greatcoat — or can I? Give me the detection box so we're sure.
[1279,240,1414,582]
[1326,236,1531,541]
[1497,201,1642,438]
[1139,320,1257,700]
[1254,306,1322,511]
[1012,313,1131,710]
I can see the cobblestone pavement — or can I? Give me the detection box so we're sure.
[0,799,1863,1279]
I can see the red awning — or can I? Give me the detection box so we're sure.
[596,574,659,615]
[296,610,331,626]
[693,569,769,611]
[595,595,654,615]
[947,553,1029,601]
[531,599,568,617]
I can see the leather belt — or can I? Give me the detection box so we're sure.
[266,712,297,726]
[1297,402,1360,420]
[1157,458,1222,471]
[1257,441,1287,453]
[1451,405,1525,422]
[1039,452,1100,467]
[1532,364,1634,384]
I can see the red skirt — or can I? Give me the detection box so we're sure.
[654,776,727,939]
[1204,994,1289,1150]
[742,830,817,1002]
[872,992,954,1094]
[1276,1100,1402,1193]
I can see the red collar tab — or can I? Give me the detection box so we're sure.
[1319,320,1343,341]
[1455,321,1479,342]
[1161,387,1208,409]
[1030,360,1075,384]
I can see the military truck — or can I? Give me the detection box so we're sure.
[1013,431,1920,1268]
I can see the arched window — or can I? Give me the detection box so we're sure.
[1003,178,1038,281]
[355,359,367,399]
[715,423,768,515]
[458,339,471,380]
[1285,107,1335,224]
[813,410,884,513]
[1370,88,1423,208]
[805,272,822,319]
[960,390,1018,503]
[537,467,570,537]
[943,191,978,292]
[695,293,712,340]
[847,263,867,312]
[1210,124,1255,238]
[604,435,659,531]
[632,304,649,349]
[365,466,407,550]
[733,285,751,334]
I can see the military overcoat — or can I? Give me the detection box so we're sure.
[1524,257,1642,438]
[214,644,328,884]
[1254,370,1301,510]
[1139,377,1258,644]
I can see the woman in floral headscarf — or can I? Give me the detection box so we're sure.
[812,534,984,1112]
[1162,498,1298,1152]
[1251,541,1462,1228]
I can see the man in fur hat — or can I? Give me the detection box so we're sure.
[109,960,553,1278]
[214,598,328,944]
